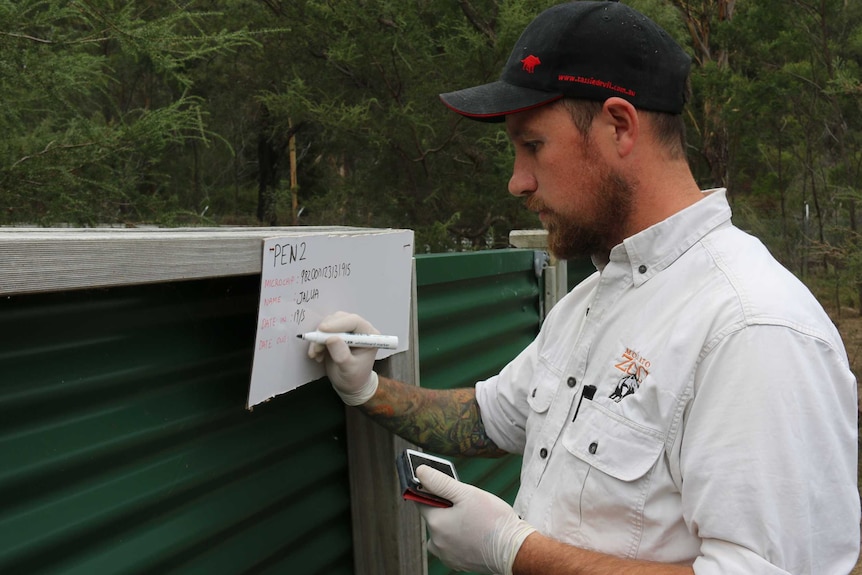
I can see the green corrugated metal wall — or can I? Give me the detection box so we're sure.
[0,248,543,575]
[415,250,540,575]
[0,275,353,575]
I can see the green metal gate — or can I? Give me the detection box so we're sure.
[415,250,542,575]
[0,275,353,575]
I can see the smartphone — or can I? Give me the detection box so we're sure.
[396,448,458,507]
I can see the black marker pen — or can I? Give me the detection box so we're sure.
[572,384,597,422]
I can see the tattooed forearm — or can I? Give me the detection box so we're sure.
[360,375,507,458]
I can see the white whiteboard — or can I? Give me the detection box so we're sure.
[247,229,414,408]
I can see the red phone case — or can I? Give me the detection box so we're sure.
[396,451,454,508]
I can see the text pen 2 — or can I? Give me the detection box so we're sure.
[297,331,399,350]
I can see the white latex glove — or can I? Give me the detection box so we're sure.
[416,465,536,575]
[307,311,379,406]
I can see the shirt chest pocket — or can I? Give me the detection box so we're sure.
[524,367,559,444]
[563,400,664,480]
[526,374,557,414]
[560,400,666,557]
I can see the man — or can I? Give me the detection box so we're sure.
[308,2,860,573]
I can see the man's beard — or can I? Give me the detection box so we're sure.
[527,169,634,261]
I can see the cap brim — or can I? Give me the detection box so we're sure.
[439,81,563,123]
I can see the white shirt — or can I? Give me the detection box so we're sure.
[476,190,860,574]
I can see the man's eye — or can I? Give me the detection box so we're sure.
[523,141,539,151]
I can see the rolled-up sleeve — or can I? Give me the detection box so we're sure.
[475,339,540,454]
[683,324,859,574]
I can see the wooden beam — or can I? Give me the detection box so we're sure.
[0,227,406,295]
[345,261,426,575]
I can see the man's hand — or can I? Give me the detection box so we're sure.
[307,311,379,406]
[416,465,536,575]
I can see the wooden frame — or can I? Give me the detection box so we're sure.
[0,226,426,573]
[0,226,376,295]
[346,261,426,575]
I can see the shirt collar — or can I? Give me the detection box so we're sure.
[602,189,732,286]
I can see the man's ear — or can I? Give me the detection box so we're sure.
[602,97,638,158]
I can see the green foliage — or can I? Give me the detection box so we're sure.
[245,0,554,248]
[0,0,257,224]
[679,0,862,308]
[0,0,861,284]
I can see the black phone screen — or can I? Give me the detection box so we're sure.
[406,451,456,481]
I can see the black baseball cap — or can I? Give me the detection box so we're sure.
[440,1,691,122]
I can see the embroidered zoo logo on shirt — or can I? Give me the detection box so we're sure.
[611,348,651,402]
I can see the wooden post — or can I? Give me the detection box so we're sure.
[345,261,426,575]
[509,229,568,318]
[289,118,299,225]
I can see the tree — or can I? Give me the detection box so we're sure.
[2,0,860,277]
[0,0,255,225]
[244,0,555,249]
[664,0,736,189]
[701,0,862,308]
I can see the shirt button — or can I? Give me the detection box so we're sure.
[588,442,598,454]
[638,264,647,274]
[539,448,548,459]
[531,387,537,397]
[567,376,577,388]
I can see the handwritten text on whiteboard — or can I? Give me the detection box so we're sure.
[248,230,413,408]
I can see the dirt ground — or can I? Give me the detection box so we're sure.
[829,308,862,574]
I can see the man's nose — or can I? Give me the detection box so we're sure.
[508,162,536,197]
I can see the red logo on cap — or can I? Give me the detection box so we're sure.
[521,55,541,73]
